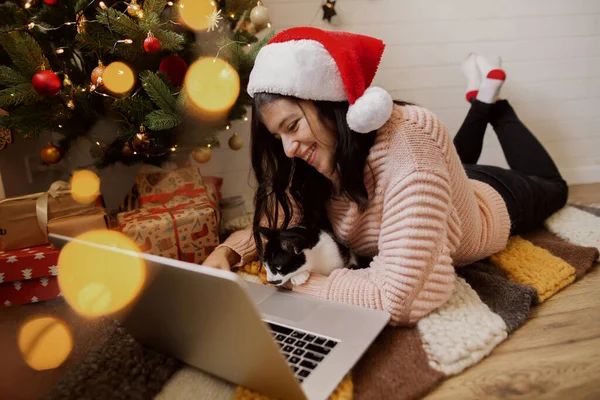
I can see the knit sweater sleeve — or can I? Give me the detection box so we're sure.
[294,170,456,325]
[293,107,457,325]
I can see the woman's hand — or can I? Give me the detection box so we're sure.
[203,247,240,271]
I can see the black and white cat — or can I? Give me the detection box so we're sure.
[257,226,371,287]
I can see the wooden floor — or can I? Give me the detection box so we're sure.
[1,184,599,400]
[426,182,600,400]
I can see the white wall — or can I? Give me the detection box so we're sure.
[199,0,600,208]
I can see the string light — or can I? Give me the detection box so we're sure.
[267,22,272,28]
[170,147,176,152]
[123,39,133,44]
[66,100,75,109]
[99,1,107,9]
[167,1,173,5]
[58,125,63,128]
[55,48,65,54]
[226,125,230,130]
[25,1,32,9]
[243,117,248,121]
[28,22,35,30]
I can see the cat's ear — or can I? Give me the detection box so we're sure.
[280,239,301,255]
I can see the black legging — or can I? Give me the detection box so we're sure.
[455,99,568,234]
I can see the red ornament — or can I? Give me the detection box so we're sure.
[143,32,161,53]
[159,55,188,86]
[43,0,59,5]
[31,70,62,97]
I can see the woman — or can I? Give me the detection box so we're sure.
[204,27,568,325]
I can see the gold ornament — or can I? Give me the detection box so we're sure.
[91,61,105,86]
[122,142,134,157]
[192,146,212,163]
[228,132,243,150]
[41,142,62,164]
[126,0,142,17]
[0,109,11,151]
[131,125,155,154]
[76,11,87,33]
[250,3,269,30]
[245,22,257,35]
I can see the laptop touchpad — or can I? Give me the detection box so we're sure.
[258,292,319,322]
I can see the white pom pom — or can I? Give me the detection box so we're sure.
[346,87,393,133]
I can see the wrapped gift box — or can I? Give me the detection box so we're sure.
[0,244,61,306]
[1,276,60,306]
[0,181,107,251]
[118,196,219,264]
[117,166,220,264]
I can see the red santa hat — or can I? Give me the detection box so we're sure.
[247,27,393,134]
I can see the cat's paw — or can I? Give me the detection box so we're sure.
[290,271,310,286]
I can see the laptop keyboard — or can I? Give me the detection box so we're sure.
[267,322,338,383]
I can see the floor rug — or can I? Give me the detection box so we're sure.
[44,205,600,400]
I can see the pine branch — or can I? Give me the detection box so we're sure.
[0,65,26,86]
[0,102,57,138]
[145,109,180,130]
[143,0,167,18]
[140,71,177,113]
[249,30,275,61]
[176,91,186,110]
[153,29,185,52]
[97,8,143,41]
[76,25,144,60]
[0,83,39,107]
[0,32,50,78]
[111,95,154,125]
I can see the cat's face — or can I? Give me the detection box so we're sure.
[258,227,319,286]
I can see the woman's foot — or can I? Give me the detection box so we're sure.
[461,53,481,103]
[476,54,506,104]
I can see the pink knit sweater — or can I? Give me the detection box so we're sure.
[220,105,511,325]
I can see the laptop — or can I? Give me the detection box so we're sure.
[49,233,390,400]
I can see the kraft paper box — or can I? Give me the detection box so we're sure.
[117,196,219,264]
[0,191,106,251]
[46,209,109,238]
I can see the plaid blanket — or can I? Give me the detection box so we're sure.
[45,206,600,400]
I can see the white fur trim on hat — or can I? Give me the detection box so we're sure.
[247,40,347,101]
[346,86,393,133]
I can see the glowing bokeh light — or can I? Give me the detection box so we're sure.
[70,169,100,204]
[103,61,135,94]
[58,230,146,317]
[18,316,73,371]
[178,0,216,31]
[184,57,240,121]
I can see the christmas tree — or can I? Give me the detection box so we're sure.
[0,0,272,167]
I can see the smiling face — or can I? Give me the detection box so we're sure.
[259,98,337,178]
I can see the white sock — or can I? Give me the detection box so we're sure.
[476,55,505,104]
[461,53,481,103]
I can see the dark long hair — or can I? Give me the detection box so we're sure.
[250,93,404,258]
